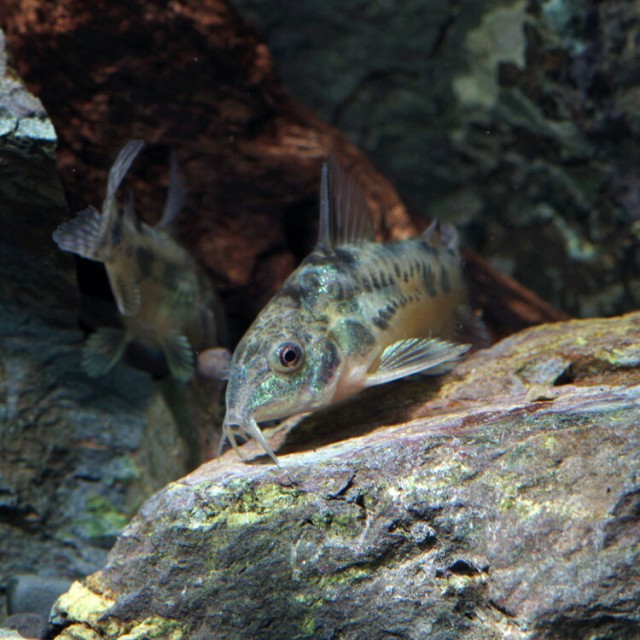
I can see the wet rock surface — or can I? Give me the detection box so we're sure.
[233,0,640,318]
[50,313,640,640]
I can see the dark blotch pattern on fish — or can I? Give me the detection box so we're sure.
[372,315,389,330]
[421,261,437,296]
[334,248,360,270]
[310,340,341,389]
[371,300,399,332]
[278,281,305,308]
[440,265,452,295]
[110,220,123,246]
[162,263,181,291]
[336,319,376,354]
[136,246,155,278]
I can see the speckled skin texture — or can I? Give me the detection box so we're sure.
[224,232,466,454]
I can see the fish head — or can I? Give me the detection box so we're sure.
[223,308,343,450]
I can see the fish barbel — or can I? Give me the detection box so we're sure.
[223,156,476,463]
[53,140,223,381]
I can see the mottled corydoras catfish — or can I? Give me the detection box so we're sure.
[53,140,221,381]
[223,156,476,463]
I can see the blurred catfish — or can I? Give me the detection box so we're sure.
[223,156,484,463]
[53,140,225,382]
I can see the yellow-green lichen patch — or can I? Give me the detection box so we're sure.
[216,481,304,528]
[76,495,130,542]
[55,581,121,638]
[291,593,323,636]
[594,345,640,367]
[317,564,373,590]
[55,583,185,640]
[55,623,104,640]
[118,617,184,640]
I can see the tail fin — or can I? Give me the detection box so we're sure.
[52,205,106,261]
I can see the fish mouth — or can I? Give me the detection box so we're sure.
[222,412,280,465]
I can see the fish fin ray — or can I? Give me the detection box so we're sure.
[122,189,141,229]
[317,155,375,251]
[366,337,469,386]
[82,327,128,377]
[106,140,145,199]
[158,151,186,228]
[52,206,105,260]
[162,333,195,382]
[107,271,141,316]
[421,219,459,250]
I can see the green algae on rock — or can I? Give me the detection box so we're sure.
[50,313,640,640]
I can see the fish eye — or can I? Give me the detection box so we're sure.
[271,341,304,373]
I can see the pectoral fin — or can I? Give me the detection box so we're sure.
[82,327,128,377]
[365,337,469,387]
[107,271,141,316]
[162,333,195,382]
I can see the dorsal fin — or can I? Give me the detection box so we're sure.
[122,189,140,230]
[158,151,186,228]
[422,219,459,250]
[316,155,375,251]
[100,140,145,238]
[106,140,145,200]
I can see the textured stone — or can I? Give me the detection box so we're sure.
[50,313,640,640]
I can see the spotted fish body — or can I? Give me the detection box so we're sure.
[223,156,473,462]
[53,140,221,381]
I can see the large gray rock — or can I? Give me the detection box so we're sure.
[51,313,640,639]
[232,0,640,318]
[0,30,216,626]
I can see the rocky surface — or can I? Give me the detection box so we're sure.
[232,0,640,318]
[0,30,216,625]
[2,2,635,638]
[50,313,640,640]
